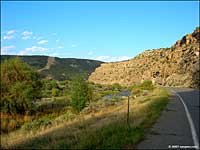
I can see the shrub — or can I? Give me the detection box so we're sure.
[22,116,52,131]
[112,83,122,91]
[0,58,41,115]
[52,88,59,97]
[140,80,154,90]
[70,76,93,112]
[50,80,58,89]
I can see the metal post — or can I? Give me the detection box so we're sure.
[127,96,130,125]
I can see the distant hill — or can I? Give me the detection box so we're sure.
[89,27,200,88]
[1,55,103,80]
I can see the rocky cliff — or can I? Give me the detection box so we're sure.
[89,27,200,88]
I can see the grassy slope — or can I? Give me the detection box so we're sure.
[1,55,103,80]
[1,87,170,149]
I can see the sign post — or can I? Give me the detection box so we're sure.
[119,90,131,127]
[127,95,130,126]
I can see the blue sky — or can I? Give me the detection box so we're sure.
[1,1,199,62]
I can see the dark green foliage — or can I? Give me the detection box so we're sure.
[70,76,93,112]
[0,57,41,115]
[41,79,63,97]
[44,80,53,90]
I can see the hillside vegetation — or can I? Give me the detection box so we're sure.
[89,27,200,88]
[1,58,41,116]
[1,55,103,80]
[1,80,170,149]
[0,58,170,149]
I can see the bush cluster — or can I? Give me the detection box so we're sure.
[1,58,41,115]
[70,76,93,112]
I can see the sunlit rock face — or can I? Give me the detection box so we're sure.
[89,27,200,88]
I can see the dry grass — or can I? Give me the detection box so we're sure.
[1,87,170,149]
[0,113,32,134]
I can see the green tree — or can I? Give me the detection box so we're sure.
[70,76,93,112]
[52,87,59,97]
[51,80,58,89]
[140,80,154,90]
[0,57,41,115]
[112,83,122,91]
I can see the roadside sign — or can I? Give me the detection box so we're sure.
[119,90,130,97]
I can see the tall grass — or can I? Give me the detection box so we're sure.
[1,87,170,149]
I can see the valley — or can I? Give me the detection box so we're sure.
[1,1,199,149]
[1,27,199,149]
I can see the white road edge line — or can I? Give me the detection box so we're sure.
[171,89,199,149]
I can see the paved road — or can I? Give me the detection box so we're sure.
[173,88,199,146]
[137,88,199,149]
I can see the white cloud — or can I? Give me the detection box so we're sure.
[22,31,32,36]
[95,56,131,62]
[117,56,132,61]
[71,44,77,47]
[38,40,48,45]
[88,50,93,55]
[3,35,14,40]
[7,30,16,35]
[22,31,32,40]
[1,45,15,54]
[95,56,110,62]
[19,46,48,55]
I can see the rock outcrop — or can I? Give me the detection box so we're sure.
[89,27,200,88]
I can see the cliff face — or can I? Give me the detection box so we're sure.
[89,27,200,88]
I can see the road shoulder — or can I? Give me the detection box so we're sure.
[137,93,193,149]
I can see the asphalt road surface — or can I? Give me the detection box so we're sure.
[137,88,199,149]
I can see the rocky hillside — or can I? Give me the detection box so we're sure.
[89,27,200,88]
[1,55,103,80]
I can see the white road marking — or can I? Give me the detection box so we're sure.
[171,89,199,149]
